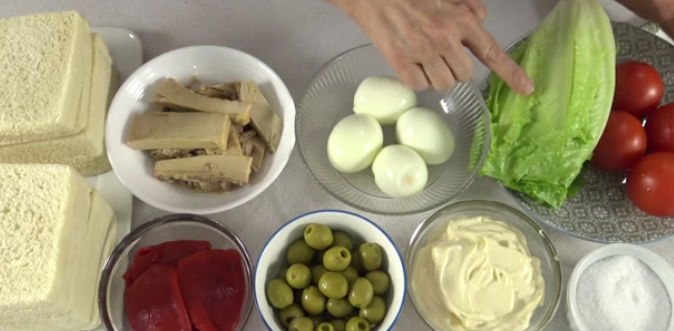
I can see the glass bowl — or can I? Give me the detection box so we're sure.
[405,200,562,331]
[297,44,491,215]
[98,214,255,331]
[480,22,674,243]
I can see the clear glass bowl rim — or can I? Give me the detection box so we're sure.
[404,200,563,331]
[97,213,255,331]
[295,43,492,216]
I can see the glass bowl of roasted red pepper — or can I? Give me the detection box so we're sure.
[98,213,255,331]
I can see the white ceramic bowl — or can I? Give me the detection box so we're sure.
[567,244,674,331]
[105,46,295,214]
[254,210,406,331]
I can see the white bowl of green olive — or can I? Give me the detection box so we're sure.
[254,210,406,331]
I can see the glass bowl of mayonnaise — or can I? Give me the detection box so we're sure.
[405,200,562,331]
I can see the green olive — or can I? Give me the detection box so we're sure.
[315,322,336,331]
[311,264,328,286]
[287,263,312,289]
[364,271,390,295]
[318,272,349,299]
[314,249,327,265]
[267,279,294,309]
[301,285,327,315]
[279,303,305,327]
[288,240,316,265]
[349,248,365,274]
[306,315,326,327]
[289,317,314,331]
[359,296,386,324]
[304,224,334,250]
[348,278,374,309]
[345,317,370,331]
[326,297,354,318]
[358,243,383,271]
[323,246,352,272]
[312,264,328,285]
[330,319,346,331]
[332,231,354,251]
[339,267,359,284]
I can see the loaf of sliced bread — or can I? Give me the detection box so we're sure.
[0,11,93,143]
[0,164,92,312]
[0,192,117,331]
[75,153,113,177]
[73,52,121,177]
[0,34,115,174]
[82,215,117,330]
[0,164,116,331]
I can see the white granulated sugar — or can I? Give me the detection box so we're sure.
[576,254,671,331]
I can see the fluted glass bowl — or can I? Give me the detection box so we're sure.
[98,214,255,331]
[297,44,491,215]
[405,200,563,331]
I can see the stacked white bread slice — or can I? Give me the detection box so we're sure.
[0,11,91,142]
[0,11,119,177]
[0,164,117,331]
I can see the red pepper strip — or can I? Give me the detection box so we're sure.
[124,264,192,331]
[125,240,212,286]
[123,246,155,286]
[177,249,246,331]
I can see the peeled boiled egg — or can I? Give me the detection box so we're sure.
[327,114,384,173]
[353,76,417,125]
[372,145,428,198]
[396,107,455,165]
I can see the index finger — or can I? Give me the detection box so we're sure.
[464,26,534,96]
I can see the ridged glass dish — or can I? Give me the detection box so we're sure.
[481,23,674,243]
[297,44,491,215]
[405,200,562,331]
[98,214,255,331]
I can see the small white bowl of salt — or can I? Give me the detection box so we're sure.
[567,244,674,331]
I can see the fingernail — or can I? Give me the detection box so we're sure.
[522,78,535,95]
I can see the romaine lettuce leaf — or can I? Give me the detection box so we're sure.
[479,0,616,208]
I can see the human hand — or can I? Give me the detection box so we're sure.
[338,0,534,94]
[615,0,674,38]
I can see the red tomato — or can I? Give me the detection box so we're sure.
[626,152,674,217]
[590,111,647,171]
[613,61,664,117]
[645,103,674,153]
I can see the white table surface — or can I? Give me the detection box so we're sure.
[1,0,669,330]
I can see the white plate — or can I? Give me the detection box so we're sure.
[89,27,142,246]
[642,22,674,45]
[105,46,296,215]
[93,27,143,82]
[89,27,142,331]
